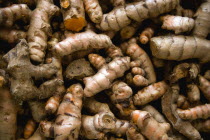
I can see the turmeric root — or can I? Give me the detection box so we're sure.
[45,95,61,114]
[106,45,123,59]
[176,6,195,18]
[20,127,46,140]
[177,95,190,109]
[123,39,156,86]
[177,104,210,120]
[28,100,47,122]
[187,84,200,103]
[0,80,17,140]
[107,81,136,117]
[120,22,141,40]
[150,35,210,63]
[65,58,95,80]
[88,53,106,69]
[152,57,166,68]
[161,84,202,140]
[133,81,168,106]
[60,0,86,31]
[98,0,179,31]
[16,0,36,7]
[139,24,156,44]
[24,119,36,139]
[192,0,210,38]
[53,31,114,57]
[126,125,145,140]
[160,15,195,34]
[81,112,116,139]
[198,75,210,102]
[131,110,171,140]
[169,63,200,83]
[192,119,210,132]
[204,70,210,80]
[0,29,26,43]
[83,0,103,23]
[40,84,83,140]
[28,0,59,62]
[0,4,31,27]
[3,40,63,101]
[84,57,130,97]
[110,0,125,7]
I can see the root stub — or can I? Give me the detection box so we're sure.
[64,17,86,31]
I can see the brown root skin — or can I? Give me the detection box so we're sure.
[131,110,171,140]
[28,100,47,122]
[28,0,59,62]
[24,119,36,139]
[106,46,123,59]
[150,35,210,63]
[40,84,83,140]
[61,0,86,31]
[88,53,106,70]
[161,15,195,34]
[204,70,210,80]
[110,0,125,7]
[98,0,179,31]
[17,0,36,7]
[152,57,166,68]
[120,22,141,40]
[177,95,190,109]
[198,75,210,102]
[0,29,26,43]
[161,85,202,140]
[3,40,63,101]
[126,125,145,140]
[139,24,155,44]
[142,105,167,123]
[20,127,46,140]
[124,39,156,85]
[0,86,17,140]
[108,81,136,117]
[176,6,195,18]
[169,63,200,83]
[83,57,130,97]
[192,1,210,38]
[83,0,103,23]
[53,31,114,57]
[187,84,200,103]
[192,119,210,132]
[177,104,210,120]
[81,112,116,139]
[65,58,95,80]
[45,95,61,114]
[133,81,168,106]
[0,4,31,27]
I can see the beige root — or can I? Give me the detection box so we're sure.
[192,0,210,38]
[40,84,83,140]
[120,22,141,40]
[28,0,59,62]
[98,0,179,31]
[126,125,145,140]
[177,95,190,109]
[161,85,201,140]
[176,6,195,18]
[133,81,168,106]
[169,63,200,83]
[187,84,200,103]
[139,24,156,44]
[160,15,195,34]
[177,104,210,120]
[110,0,125,7]
[192,119,210,132]
[53,31,114,57]
[150,35,210,63]
[131,110,171,140]
[0,29,26,43]
[198,75,210,102]
[88,53,106,69]
[0,4,31,27]
[83,57,130,97]
[83,0,103,23]
[122,39,156,86]
[106,46,123,59]
[152,57,166,68]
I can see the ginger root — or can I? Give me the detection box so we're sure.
[3,39,63,101]
[40,84,83,140]
[150,35,210,63]
[60,0,86,31]
[177,104,210,120]
[98,0,179,31]
[84,57,130,97]
[131,110,171,140]
[133,81,168,106]
[160,15,195,34]
[0,4,31,27]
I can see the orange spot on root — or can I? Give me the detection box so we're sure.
[64,17,86,32]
